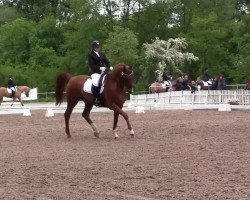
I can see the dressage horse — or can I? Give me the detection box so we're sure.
[150,77,183,93]
[55,63,134,139]
[0,86,30,106]
[196,77,217,90]
[150,82,168,93]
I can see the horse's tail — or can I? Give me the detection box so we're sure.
[55,72,72,105]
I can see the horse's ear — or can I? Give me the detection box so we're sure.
[123,65,126,71]
[128,65,133,70]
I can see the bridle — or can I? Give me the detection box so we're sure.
[121,70,133,78]
[121,70,133,92]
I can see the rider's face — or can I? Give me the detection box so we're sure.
[94,46,100,52]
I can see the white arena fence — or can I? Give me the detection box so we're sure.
[1,89,250,116]
[130,90,250,106]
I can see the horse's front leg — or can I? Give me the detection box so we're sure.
[109,104,134,138]
[17,97,24,106]
[113,111,119,139]
[81,103,99,138]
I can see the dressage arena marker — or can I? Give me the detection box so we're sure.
[218,104,231,112]
[135,106,145,113]
[22,109,32,116]
[45,108,54,117]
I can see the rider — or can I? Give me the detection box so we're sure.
[162,70,173,90]
[88,40,111,106]
[7,74,16,98]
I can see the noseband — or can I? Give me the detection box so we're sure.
[121,71,133,78]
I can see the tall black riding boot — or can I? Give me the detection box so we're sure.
[92,85,101,106]
[11,90,15,98]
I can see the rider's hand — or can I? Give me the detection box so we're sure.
[110,66,113,70]
[100,67,106,71]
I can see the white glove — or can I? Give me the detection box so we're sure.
[110,66,113,70]
[100,67,106,71]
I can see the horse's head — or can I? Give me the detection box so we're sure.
[25,87,30,97]
[18,86,30,97]
[112,63,134,93]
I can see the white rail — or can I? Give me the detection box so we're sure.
[130,90,250,105]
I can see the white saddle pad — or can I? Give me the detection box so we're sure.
[163,81,172,87]
[207,80,212,85]
[83,75,106,94]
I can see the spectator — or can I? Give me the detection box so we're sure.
[182,74,191,90]
[204,68,211,82]
[217,75,226,90]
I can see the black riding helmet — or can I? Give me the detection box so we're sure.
[9,74,12,78]
[91,40,100,48]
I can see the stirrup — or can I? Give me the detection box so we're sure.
[94,99,101,106]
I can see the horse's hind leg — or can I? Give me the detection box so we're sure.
[10,98,16,107]
[81,103,99,138]
[64,105,74,138]
[64,101,78,138]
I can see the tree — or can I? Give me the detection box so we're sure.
[0,18,35,64]
[103,26,139,65]
[143,37,199,81]
[0,5,19,27]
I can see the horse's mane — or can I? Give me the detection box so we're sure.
[107,63,131,81]
[106,63,133,90]
[109,63,126,77]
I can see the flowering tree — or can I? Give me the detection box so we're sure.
[144,37,199,81]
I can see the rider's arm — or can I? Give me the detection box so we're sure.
[101,53,110,68]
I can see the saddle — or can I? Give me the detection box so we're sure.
[7,87,16,98]
[83,74,106,94]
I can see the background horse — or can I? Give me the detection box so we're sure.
[55,63,134,139]
[196,77,217,90]
[150,82,167,93]
[0,86,30,106]
[150,77,183,93]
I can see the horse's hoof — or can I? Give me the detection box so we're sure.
[94,132,99,138]
[130,129,135,138]
[67,135,71,139]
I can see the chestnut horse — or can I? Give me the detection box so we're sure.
[150,82,167,93]
[0,86,30,106]
[55,63,134,139]
[149,77,183,93]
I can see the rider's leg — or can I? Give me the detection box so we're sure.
[11,89,15,98]
[92,85,101,106]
